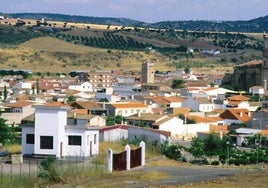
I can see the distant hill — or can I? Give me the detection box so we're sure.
[8,13,268,33]
[151,16,268,33]
[8,13,145,27]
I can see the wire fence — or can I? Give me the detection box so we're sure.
[0,155,103,181]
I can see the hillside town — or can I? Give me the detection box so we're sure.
[0,35,267,162]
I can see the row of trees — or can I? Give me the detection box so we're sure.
[0,69,31,79]
[163,133,268,166]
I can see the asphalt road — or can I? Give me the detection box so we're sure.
[121,166,241,188]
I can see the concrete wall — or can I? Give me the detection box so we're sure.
[21,126,35,155]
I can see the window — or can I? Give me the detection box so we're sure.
[94,134,97,144]
[68,136,82,146]
[40,136,53,149]
[26,134,34,144]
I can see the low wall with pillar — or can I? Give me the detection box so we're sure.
[106,141,145,173]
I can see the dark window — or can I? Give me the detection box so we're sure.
[94,134,97,144]
[68,136,82,146]
[26,134,34,144]
[40,136,53,149]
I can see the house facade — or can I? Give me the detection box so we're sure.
[21,103,99,158]
[68,82,93,92]
[106,102,151,117]
[182,97,214,112]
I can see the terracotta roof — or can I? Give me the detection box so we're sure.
[111,102,147,108]
[71,109,88,115]
[162,96,184,103]
[187,115,223,123]
[219,108,251,122]
[71,101,103,110]
[153,116,174,126]
[195,97,212,104]
[169,107,190,116]
[152,96,169,105]
[45,102,70,107]
[126,113,165,121]
[151,96,184,105]
[7,101,33,108]
[228,95,249,101]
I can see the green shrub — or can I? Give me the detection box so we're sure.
[211,160,219,166]
[162,144,182,161]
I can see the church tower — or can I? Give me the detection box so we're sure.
[141,61,154,84]
[262,34,268,90]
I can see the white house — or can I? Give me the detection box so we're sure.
[182,97,214,112]
[21,102,99,159]
[249,86,264,96]
[106,102,152,117]
[125,113,183,138]
[12,81,34,95]
[68,82,93,92]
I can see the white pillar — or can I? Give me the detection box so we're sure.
[140,141,145,166]
[125,145,131,170]
[106,148,113,173]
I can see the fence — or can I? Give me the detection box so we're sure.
[0,154,102,181]
[106,141,145,172]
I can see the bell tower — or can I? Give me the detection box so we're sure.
[262,34,268,89]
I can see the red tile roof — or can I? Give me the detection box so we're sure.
[7,101,33,108]
[111,102,147,108]
[219,109,251,122]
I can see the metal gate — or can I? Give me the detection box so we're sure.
[113,150,127,171]
[130,147,141,168]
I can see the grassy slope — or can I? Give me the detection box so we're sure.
[0,36,171,73]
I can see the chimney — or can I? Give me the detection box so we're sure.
[240,112,243,117]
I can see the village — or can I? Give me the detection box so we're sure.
[0,36,267,162]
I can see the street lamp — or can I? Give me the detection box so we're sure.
[226,141,230,166]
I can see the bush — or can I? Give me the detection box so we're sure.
[211,160,220,166]
[38,156,61,182]
[162,144,182,161]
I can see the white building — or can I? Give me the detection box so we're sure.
[68,82,93,92]
[21,103,99,158]
[182,97,214,112]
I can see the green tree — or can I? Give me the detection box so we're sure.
[189,137,204,160]
[3,86,8,100]
[115,115,123,124]
[203,133,221,162]
[67,95,76,103]
[0,115,16,144]
[36,79,40,94]
[171,79,185,89]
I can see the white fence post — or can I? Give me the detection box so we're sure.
[125,144,131,170]
[140,141,145,166]
[107,148,113,173]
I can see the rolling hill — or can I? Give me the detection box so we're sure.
[7,13,268,33]
[0,13,264,74]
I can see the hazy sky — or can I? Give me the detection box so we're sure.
[1,0,267,23]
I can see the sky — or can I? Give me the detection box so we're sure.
[1,0,268,23]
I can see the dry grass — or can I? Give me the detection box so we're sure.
[0,36,170,73]
[3,144,22,155]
